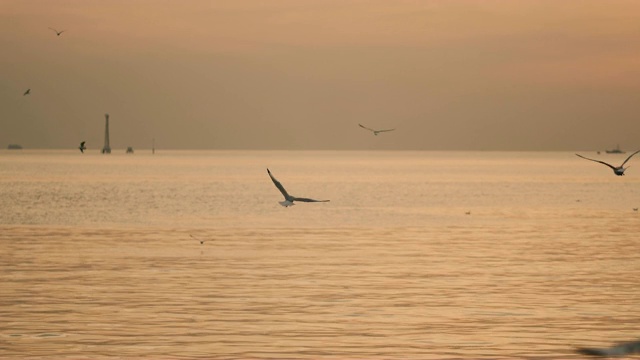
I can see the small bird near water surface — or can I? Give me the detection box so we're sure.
[576,339,640,357]
[267,168,330,207]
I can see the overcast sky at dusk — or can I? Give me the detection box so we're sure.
[1,0,639,151]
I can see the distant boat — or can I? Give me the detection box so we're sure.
[126,147,134,154]
[7,144,23,150]
[605,144,625,154]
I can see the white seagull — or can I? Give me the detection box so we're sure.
[359,123,395,136]
[48,27,65,36]
[576,150,640,176]
[78,141,86,153]
[576,339,640,357]
[267,168,329,207]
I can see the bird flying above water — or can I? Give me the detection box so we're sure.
[23,89,30,96]
[576,339,640,357]
[358,123,395,136]
[267,168,329,207]
[575,150,640,176]
[48,27,65,36]
[78,141,86,153]
[190,234,205,244]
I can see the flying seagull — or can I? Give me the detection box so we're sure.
[267,168,329,207]
[48,27,65,36]
[575,150,640,176]
[78,141,86,153]
[23,88,30,96]
[190,234,205,245]
[358,123,395,136]
[576,339,640,357]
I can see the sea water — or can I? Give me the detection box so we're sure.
[1,150,639,359]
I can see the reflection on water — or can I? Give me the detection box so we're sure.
[1,151,639,359]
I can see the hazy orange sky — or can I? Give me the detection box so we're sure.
[1,0,639,150]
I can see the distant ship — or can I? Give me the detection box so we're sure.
[605,144,625,154]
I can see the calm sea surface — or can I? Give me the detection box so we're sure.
[1,150,639,359]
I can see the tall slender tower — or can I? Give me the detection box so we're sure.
[102,113,111,154]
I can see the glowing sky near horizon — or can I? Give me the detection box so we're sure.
[1,0,639,150]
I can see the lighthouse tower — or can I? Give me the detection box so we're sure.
[102,113,111,154]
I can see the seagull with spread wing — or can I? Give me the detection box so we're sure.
[359,123,395,136]
[23,88,30,96]
[576,150,640,176]
[190,234,206,245]
[48,27,65,36]
[267,168,329,207]
[78,141,86,153]
[576,339,640,357]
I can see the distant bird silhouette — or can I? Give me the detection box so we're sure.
[267,168,329,207]
[190,234,205,245]
[633,208,638,212]
[23,89,30,96]
[576,339,640,357]
[78,141,86,153]
[465,211,471,215]
[48,27,65,36]
[576,150,640,176]
[359,123,395,136]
